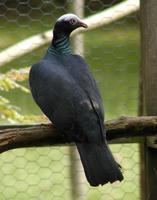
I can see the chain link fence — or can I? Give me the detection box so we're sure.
[0,0,140,199]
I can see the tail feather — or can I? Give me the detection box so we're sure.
[76,142,123,186]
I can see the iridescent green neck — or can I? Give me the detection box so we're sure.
[48,33,72,55]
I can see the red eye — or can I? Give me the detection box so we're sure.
[70,18,77,25]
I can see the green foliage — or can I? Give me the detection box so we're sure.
[0,68,35,123]
[0,69,29,92]
[0,95,24,123]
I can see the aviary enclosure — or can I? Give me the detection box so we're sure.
[0,0,156,200]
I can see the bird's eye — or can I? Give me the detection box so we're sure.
[69,18,77,25]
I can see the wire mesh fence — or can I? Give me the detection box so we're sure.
[0,0,140,199]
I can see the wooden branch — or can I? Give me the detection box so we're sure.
[0,116,157,154]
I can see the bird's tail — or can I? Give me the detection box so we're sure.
[76,142,123,186]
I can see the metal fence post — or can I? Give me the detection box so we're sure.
[140,0,157,199]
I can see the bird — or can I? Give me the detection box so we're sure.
[29,13,123,186]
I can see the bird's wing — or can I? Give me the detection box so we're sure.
[61,54,104,121]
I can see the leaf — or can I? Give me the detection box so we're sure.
[0,67,43,123]
[6,67,30,82]
[0,70,30,93]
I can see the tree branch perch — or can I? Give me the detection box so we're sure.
[0,116,157,154]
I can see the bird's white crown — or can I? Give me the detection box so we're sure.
[57,13,80,22]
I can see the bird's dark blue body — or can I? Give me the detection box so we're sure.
[30,53,103,142]
[29,13,123,186]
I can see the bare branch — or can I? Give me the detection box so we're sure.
[0,116,157,153]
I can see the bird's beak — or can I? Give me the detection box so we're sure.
[79,21,88,28]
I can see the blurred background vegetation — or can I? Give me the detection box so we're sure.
[0,0,140,200]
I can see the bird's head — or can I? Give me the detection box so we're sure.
[53,13,88,35]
